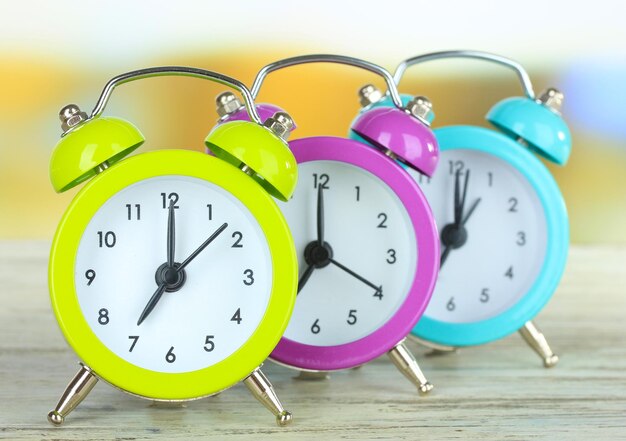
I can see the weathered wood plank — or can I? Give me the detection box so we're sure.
[0,242,624,440]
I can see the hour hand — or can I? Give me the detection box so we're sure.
[461,197,481,226]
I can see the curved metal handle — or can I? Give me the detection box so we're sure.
[90,66,262,124]
[250,54,404,109]
[394,50,535,99]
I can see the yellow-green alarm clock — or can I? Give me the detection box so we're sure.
[47,67,298,426]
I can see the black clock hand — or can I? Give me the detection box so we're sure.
[442,170,462,267]
[453,170,462,225]
[441,168,482,269]
[177,222,228,272]
[298,185,326,294]
[443,171,462,267]
[297,264,315,294]
[137,222,228,326]
[440,246,452,267]
[456,169,471,226]
[138,202,177,326]
[461,197,481,226]
[440,197,482,268]
[137,212,227,327]
[329,258,380,292]
[317,185,324,246]
[167,201,175,267]
[137,283,167,326]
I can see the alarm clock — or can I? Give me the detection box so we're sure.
[47,67,299,426]
[355,51,571,367]
[220,54,440,393]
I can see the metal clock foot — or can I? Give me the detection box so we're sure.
[426,348,458,357]
[409,335,458,356]
[294,370,330,380]
[244,368,292,427]
[47,365,99,426]
[388,341,433,395]
[519,321,559,368]
[149,401,187,408]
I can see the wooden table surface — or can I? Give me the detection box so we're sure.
[1,242,625,440]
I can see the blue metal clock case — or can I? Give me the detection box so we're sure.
[412,125,569,347]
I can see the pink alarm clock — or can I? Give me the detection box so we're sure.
[217,55,440,394]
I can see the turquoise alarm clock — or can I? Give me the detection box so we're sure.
[353,51,571,367]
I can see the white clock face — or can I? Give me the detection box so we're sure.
[74,176,272,373]
[279,160,417,346]
[409,149,548,323]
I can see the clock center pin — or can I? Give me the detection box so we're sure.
[304,241,334,269]
[441,224,468,249]
[155,262,187,292]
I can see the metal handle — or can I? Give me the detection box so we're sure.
[90,66,262,124]
[250,54,404,109]
[394,50,535,99]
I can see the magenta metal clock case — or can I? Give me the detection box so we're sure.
[218,54,440,394]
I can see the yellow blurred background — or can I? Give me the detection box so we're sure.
[1,1,625,243]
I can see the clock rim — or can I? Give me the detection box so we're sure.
[49,149,297,400]
[412,125,569,347]
[270,136,439,371]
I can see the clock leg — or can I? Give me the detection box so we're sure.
[294,370,330,380]
[410,335,458,356]
[387,341,433,395]
[149,401,187,408]
[518,320,559,368]
[426,348,458,357]
[47,364,99,426]
[243,368,292,427]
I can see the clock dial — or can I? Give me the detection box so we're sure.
[409,149,548,323]
[279,160,417,346]
[74,176,272,373]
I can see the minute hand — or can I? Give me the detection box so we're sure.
[455,169,471,226]
[329,258,380,291]
[317,185,325,245]
[137,283,167,326]
[167,201,176,267]
[177,222,228,272]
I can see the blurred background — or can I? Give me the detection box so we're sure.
[0,0,624,243]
